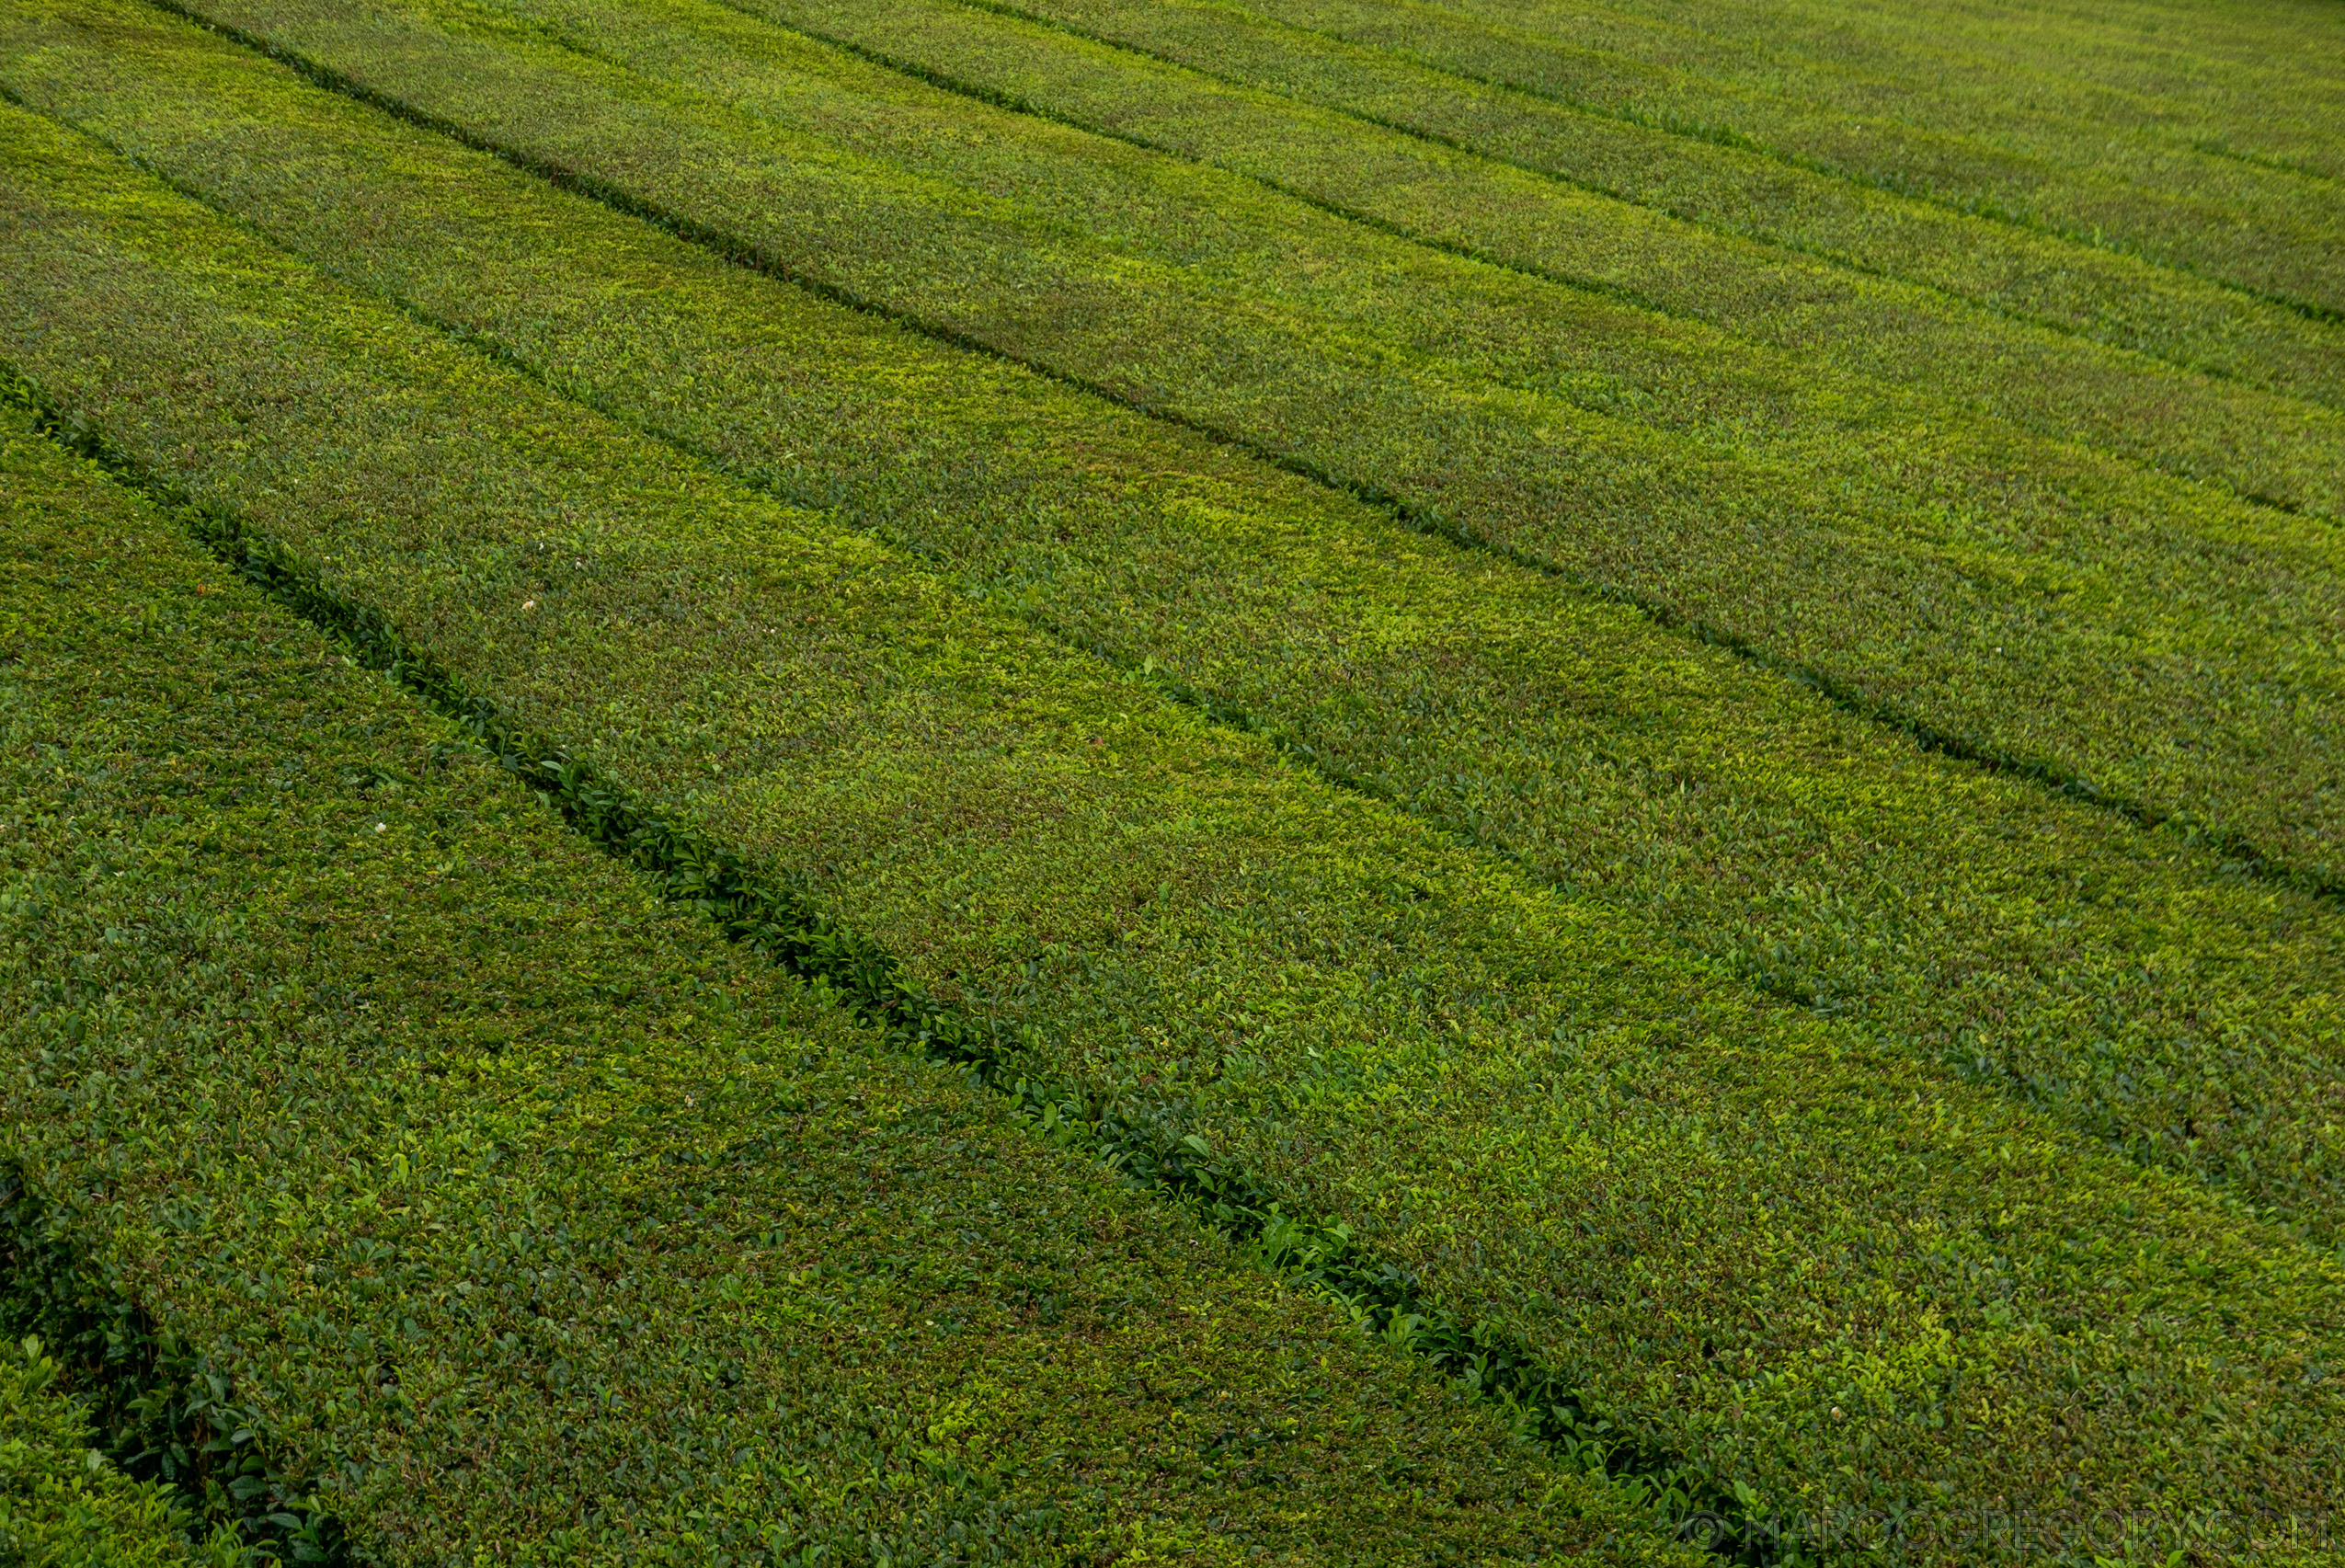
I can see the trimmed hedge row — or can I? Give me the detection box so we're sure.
[722,0,2345,522]
[1342,0,2345,206]
[934,0,2345,410]
[3,104,2339,1563]
[1161,0,2345,318]
[0,403,1696,1564]
[0,1338,203,1568]
[93,0,2345,890]
[1504,0,2345,165]
[1508,0,2345,189]
[12,5,2341,1242]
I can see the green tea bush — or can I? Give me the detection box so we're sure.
[722,0,2345,521]
[0,113,2336,1561]
[74,0,2345,888]
[1181,0,2345,315]
[0,1171,310,1565]
[0,1337,208,1568]
[1425,0,2345,198]
[6,11,2338,1246]
[0,406,1690,1564]
[767,0,2345,406]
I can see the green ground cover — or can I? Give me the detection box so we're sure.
[1509,0,2345,185]
[0,1340,201,1567]
[1436,0,2345,182]
[3,100,2339,1562]
[1828,0,2345,173]
[1141,0,2345,316]
[97,0,2345,890]
[879,0,2345,407]
[8,0,2340,1251]
[712,0,2345,522]
[0,402,1694,1565]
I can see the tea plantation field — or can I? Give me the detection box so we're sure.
[1,0,2339,1561]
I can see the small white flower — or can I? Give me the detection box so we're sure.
[373,822,387,833]
[521,600,537,612]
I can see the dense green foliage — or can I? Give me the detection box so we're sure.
[6,2,2338,1247]
[3,0,2339,1559]
[1071,0,2345,315]
[1,103,2339,1562]
[0,404,1694,1564]
[734,0,2345,521]
[1397,0,2345,193]
[956,0,2345,406]
[0,1338,203,1568]
[77,0,2345,890]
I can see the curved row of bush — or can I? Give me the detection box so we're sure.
[1,402,1687,1564]
[921,0,2345,407]
[1472,0,2345,196]
[1,98,2337,1561]
[721,0,2345,521]
[1165,0,2345,316]
[103,0,2345,889]
[9,1,2337,1241]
